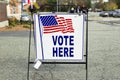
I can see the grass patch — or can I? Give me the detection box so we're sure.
[23,25,30,29]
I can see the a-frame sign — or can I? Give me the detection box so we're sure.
[27,12,88,80]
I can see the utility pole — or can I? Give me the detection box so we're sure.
[57,0,59,12]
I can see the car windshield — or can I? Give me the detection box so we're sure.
[22,14,28,16]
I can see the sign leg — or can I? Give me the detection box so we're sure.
[27,12,33,80]
[86,11,88,80]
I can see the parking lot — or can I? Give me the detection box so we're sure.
[0,15,120,80]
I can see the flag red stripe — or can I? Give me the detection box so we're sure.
[44,29,64,34]
[44,26,64,31]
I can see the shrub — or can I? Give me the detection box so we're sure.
[8,17,20,27]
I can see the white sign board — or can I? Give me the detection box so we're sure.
[34,14,84,60]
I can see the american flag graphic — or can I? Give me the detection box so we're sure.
[39,15,74,34]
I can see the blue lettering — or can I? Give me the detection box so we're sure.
[52,36,57,45]
[64,36,68,45]
[52,35,74,46]
[52,35,74,57]
[70,36,74,45]
[69,47,74,57]
[53,47,58,57]
[64,47,69,57]
[58,36,63,46]
[59,47,63,57]
[52,47,74,57]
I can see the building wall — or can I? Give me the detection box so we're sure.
[0,2,8,22]
[0,2,8,27]
[7,0,21,20]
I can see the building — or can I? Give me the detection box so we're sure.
[0,1,8,27]
[7,0,22,20]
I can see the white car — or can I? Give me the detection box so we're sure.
[99,11,109,17]
[20,14,31,21]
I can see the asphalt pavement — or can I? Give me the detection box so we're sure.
[0,17,120,80]
[0,31,29,37]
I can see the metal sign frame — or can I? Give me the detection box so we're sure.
[27,12,88,80]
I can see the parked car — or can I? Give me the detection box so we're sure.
[113,11,120,18]
[99,11,109,17]
[20,14,31,21]
[7,16,14,19]
[108,10,117,17]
